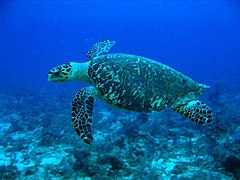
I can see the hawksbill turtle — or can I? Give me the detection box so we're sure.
[48,40,213,145]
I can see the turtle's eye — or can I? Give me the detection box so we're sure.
[50,67,63,77]
[52,70,61,77]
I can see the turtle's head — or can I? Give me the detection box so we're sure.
[48,63,74,82]
[48,62,90,83]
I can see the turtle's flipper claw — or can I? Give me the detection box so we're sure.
[173,100,213,124]
[72,87,95,145]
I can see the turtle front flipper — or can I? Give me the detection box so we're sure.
[172,100,213,124]
[87,40,115,60]
[72,87,95,145]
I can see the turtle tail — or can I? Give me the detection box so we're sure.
[173,100,213,124]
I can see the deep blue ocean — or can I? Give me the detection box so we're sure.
[0,1,240,179]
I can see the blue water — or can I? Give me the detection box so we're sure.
[1,1,240,90]
[0,1,240,179]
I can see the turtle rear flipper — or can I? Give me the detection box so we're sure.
[87,40,115,60]
[173,100,213,124]
[72,87,95,145]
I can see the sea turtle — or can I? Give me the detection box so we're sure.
[48,40,213,145]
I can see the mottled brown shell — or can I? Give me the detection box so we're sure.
[88,53,202,112]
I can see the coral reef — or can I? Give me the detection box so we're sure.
[0,82,239,179]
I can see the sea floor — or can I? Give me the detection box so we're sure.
[0,82,240,179]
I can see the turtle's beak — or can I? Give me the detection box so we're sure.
[47,71,54,81]
[48,68,61,82]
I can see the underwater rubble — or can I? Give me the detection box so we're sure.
[0,81,240,179]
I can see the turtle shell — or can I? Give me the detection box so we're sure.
[88,53,202,112]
